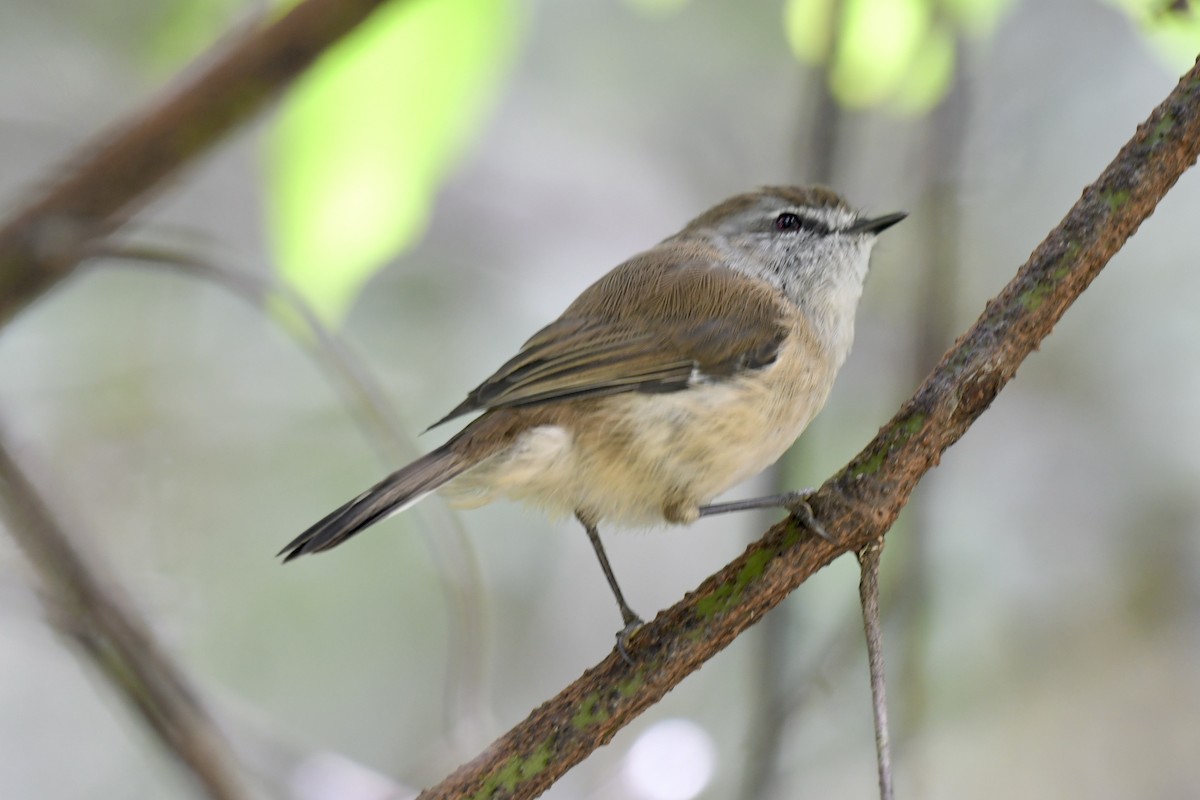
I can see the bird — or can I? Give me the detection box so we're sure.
[281,185,904,648]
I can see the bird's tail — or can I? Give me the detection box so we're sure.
[279,443,467,562]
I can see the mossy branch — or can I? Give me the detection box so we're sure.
[417,56,1200,800]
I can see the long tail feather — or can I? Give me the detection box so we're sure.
[279,445,464,562]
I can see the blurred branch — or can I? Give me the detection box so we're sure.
[94,241,492,748]
[0,0,398,326]
[0,0,418,792]
[0,428,253,800]
[416,56,1200,800]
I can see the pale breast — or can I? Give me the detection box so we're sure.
[596,321,834,523]
[441,319,837,527]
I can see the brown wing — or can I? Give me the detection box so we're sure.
[429,245,789,427]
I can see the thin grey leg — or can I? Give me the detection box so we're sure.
[698,490,831,541]
[577,515,643,662]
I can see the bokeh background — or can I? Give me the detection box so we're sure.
[1,0,1199,798]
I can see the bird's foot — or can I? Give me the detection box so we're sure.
[778,490,833,542]
[615,615,645,665]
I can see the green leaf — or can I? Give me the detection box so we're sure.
[831,0,930,107]
[893,24,956,113]
[268,0,517,324]
[785,0,837,63]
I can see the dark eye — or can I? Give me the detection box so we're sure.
[774,212,831,236]
[774,212,804,231]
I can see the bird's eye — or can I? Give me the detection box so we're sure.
[774,212,806,232]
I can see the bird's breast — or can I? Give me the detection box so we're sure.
[442,321,837,527]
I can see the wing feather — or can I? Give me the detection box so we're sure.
[429,248,789,428]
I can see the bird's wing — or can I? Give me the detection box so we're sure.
[429,251,790,427]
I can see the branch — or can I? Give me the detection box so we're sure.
[0,0,397,326]
[0,428,252,799]
[417,56,1200,800]
[98,240,493,744]
[0,2,397,793]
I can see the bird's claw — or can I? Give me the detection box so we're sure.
[780,491,833,542]
[615,617,645,665]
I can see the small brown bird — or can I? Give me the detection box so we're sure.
[282,186,904,645]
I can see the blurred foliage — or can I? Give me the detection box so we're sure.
[784,0,1012,111]
[138,0,1196,327]
[267,0,518,324]
[622,0,1012,111]
[777,0,1197,114]
[135,0,517,324]
[625,0,1197,111]
[1106,0,1200,65]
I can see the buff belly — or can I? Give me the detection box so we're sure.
[438,335,834,527]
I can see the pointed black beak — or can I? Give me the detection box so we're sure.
[844,211,907,236]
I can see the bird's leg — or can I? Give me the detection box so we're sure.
[857,537,894,800]
[698,490,831,541]
[577,514,644,662]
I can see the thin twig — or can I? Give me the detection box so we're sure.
[0,0,398,325]
[857,539,893,800]
[0,428,252,799]
[414,55,1200,800]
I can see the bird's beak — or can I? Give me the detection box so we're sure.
[844,211,907,235]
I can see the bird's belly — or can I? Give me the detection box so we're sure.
[581,373,824,524]
[442,351,831,527]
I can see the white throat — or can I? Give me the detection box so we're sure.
[707,230,875,369]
